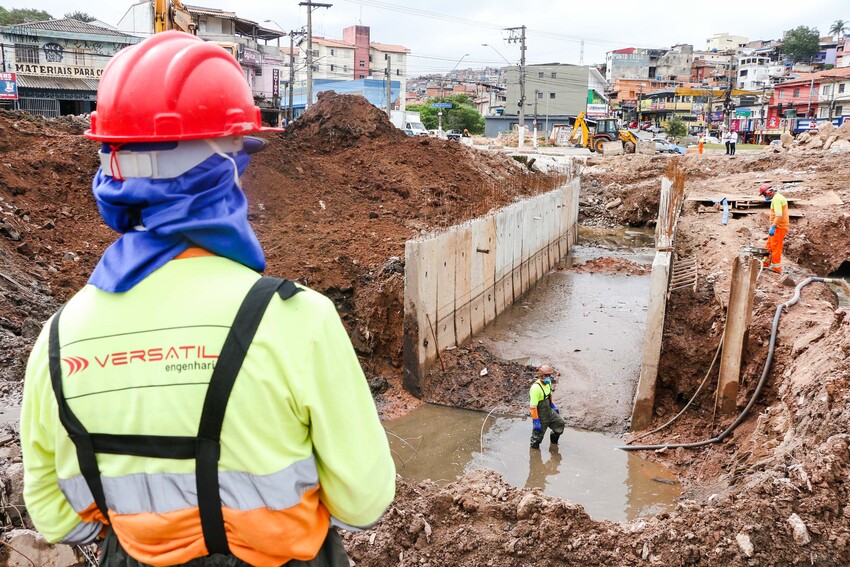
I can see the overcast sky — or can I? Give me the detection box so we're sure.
[3,0,845,75]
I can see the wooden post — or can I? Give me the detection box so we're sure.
[717,253,759,414]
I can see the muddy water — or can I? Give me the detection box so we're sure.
[384,403,680,522]
[385,227,679,522]
[477,226,654,432]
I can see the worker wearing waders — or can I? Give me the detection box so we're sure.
[20,31,395,567]
[529,365,565,449]
[759,184,789,274]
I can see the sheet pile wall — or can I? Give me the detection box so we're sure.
[403,179,580,395]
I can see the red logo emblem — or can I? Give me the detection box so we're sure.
[62,356,89,377]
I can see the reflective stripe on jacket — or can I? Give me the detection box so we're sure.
[22,256,395,567]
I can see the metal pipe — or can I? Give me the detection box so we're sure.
[620,277,836,451]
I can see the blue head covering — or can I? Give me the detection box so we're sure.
[88,151,265,293]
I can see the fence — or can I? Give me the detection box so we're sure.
[402,178,580,396]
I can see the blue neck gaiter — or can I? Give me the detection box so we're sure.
[88,152,265,293]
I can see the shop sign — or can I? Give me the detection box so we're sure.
[272,68,280,98]
[586,103,609,117]
[241,48,262,66]
[14,63,103,78]
[0,72,18,100]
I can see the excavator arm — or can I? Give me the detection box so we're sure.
[154,0,197,34]
[567,112,590,149]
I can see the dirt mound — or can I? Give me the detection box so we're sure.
[279,91,405,152]
[770,120,850,154]
[421,345,533,413]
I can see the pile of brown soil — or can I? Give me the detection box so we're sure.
[278,91,406,152]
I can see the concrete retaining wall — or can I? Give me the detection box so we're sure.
[403,179,580,395]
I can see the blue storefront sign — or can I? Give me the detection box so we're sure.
[0,72,18,100]
[793,116,846,132]
[430,102,452,108]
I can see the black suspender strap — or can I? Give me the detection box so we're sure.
[49,304,111,521]
[195,276,299,555]
[47,276,301,557]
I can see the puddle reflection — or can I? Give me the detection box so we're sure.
[384,404,680,522]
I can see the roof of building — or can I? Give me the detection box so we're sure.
[370,42,408,53]
[612,48,636,54]
[312,37,354,49]
[184,4,284,40]
[776,66,850,87]
[16,75,100,91]
[184,5,238,18]
[2,18,139,40]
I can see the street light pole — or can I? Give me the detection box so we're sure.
[439,53,469,131]
[638,83,645,127]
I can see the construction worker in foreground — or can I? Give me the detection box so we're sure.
[759,184,790,274]
[529,365,565,450]
[21,31,395,567]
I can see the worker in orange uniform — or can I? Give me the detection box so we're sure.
[759,184,790,273]
[529,365,565,450]
[21,31,395,567]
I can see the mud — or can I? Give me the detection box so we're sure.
[384,404,681,522]
[347,151,850,566]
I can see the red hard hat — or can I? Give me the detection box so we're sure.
[758,184,774,196]
[86,31,276,143]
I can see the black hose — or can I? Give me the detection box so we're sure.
[619,277,830,451]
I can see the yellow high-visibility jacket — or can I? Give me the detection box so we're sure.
[21,254,395,567]
[769,192,790,230]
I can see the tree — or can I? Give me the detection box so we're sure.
[781,26,821,63]
[64,11,96,22]
[0,7,53,25]
[407,104,439,130]
[662,115,687,140]
[409,94,485,134]
[445,105,485,134]
[829,20,847,39]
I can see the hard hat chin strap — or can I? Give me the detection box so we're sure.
[204,138,242,188]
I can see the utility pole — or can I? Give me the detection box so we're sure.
[724,50,734,131]
[505,25,526,147]
[288,29,306,123]
[805,75,815,118]
[385,57,392,116]
[533,89,539,147]
[299,1,332,109]
[759,82,768,144]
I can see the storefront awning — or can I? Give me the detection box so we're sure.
[16,76,99,91]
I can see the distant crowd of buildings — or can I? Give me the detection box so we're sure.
[0,1,410,122]
[1,7,848,140]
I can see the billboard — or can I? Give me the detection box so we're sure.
[586,103,609,117]
[0,72,17,100]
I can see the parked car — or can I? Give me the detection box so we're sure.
[445,129,463,141]
[654,139,685,154]
[427,129,448,140]
[769,139,782,146]
[706,136,721,144]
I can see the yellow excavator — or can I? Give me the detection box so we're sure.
[153,0,238,57]
[567,112,639,154]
